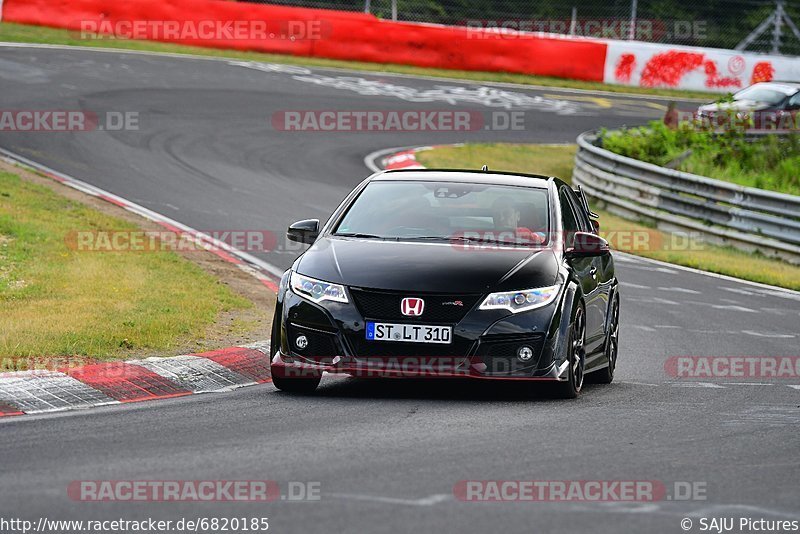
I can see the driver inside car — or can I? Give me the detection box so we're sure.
[492,197,546,244]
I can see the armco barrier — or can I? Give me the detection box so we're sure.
[1,0,607,81]
[572,131,800,264]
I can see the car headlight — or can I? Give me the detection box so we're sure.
[479,285,560,313]
[290,272,348,304]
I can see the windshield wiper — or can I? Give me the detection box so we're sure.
[333,232,392,240]
[405,235,532,246]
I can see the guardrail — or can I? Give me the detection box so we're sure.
[571,131,800,264]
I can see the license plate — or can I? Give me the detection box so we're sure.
[365,322,452,344]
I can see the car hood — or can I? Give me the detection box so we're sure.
[294,237,559,293]
[698,99,772,112]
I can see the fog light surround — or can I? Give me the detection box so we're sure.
[517,345,534,362]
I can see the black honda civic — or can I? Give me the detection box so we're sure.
[270,169,619,398]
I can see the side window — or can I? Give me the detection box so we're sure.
[559,188,579,248]
[788,93,800,110]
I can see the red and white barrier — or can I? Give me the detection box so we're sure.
[604,40,800,93]
[2,0,606,81]
[3,0,797,94]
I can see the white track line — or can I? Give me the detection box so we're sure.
[328,492,452,506]
[616,252,800,296]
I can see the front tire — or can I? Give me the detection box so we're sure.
[588,295,619,385]
[552,304,586,399]
[270,312,321,394]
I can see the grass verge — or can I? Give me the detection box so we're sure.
[416,143,800,291]
[0,165,257,361]
[0,21,713,99]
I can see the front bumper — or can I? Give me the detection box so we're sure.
[271,350,570,381]
[275,282,571,381]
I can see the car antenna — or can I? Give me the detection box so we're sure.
[481,165,488,171]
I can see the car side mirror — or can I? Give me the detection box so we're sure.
[287,219,319,244]
[567,231,609,257]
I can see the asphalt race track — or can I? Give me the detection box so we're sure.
[1,45,799,533]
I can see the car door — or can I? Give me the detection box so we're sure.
[559,187,603,355]
[569,188,613,355]
[572,187,613,302]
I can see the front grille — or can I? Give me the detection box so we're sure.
[349,288,480,324]
[348,334,475,373]
[286,323,341,363]
[351,337,474,360]
[476,335,545,374]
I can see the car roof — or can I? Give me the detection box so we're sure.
[746,81,800,94]
[373,169,554,189]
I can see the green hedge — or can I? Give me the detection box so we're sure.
[600,121,800,196]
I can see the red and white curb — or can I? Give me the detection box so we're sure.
[0,342,271,417]
[0,147,283,292]
[363,144,459,174]
[382,148,428,170]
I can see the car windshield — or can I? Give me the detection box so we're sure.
[334,180,550,246]
[733,86,788,105]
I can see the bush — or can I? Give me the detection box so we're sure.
[600,121,800,196]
